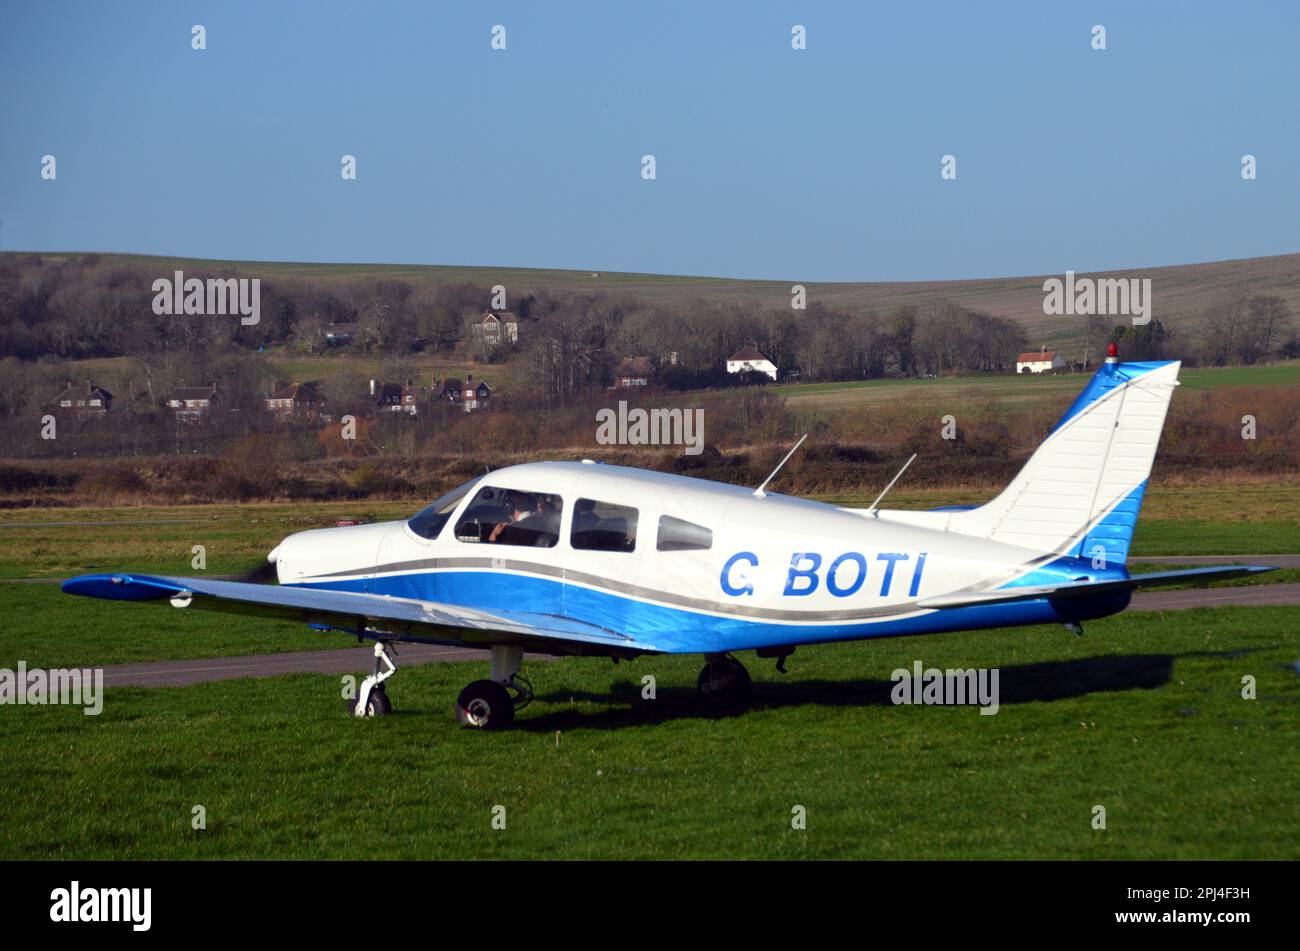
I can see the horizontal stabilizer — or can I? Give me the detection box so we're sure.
[917,565,1276,611]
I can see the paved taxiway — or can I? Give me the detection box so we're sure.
[87,580,1300,688]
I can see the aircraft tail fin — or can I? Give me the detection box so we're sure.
[946,355,1180,565]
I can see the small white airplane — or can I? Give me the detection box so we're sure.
[64,346,1273,728]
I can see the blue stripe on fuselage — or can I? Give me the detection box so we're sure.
[293,569,1130,654]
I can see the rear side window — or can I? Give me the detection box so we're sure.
[657,515,712,551]
[571,499,637,552]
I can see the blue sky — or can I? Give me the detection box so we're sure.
[2,1,1297,281]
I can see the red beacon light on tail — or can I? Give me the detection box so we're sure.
[1105,342,1119,363]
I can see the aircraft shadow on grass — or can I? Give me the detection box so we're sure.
[500,650,1258,732]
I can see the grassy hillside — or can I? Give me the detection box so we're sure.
[10,250,1300,352]
[779,360,1300,412]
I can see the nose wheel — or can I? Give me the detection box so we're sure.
[347,641,397,718]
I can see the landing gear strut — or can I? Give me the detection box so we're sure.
[697,653,753,710]
[456,645,533,729]
[348,640,396,717]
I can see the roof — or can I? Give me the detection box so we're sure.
[169,386,217,401]
[435,378,491,398]
[728,345,770,362]
[56,383,113,401]
[1016,351,1058,363]
[616,356,653,377]
[480,311,517,324]
[376,382,426,400]
[481,460,865,531]
[269,381,322,402]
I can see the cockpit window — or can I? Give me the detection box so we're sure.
[571,499,637,552]
[407,479,478,539]
[657,515,713,551]
[454,486,562,548]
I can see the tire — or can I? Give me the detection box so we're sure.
[456,680,515,729]
[697,657,753,710]
[347,684,392,717]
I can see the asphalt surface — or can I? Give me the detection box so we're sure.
[99,643,513,688]
[83,579,1300,688]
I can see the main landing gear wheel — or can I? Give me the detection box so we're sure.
[698,654,753,711]
[456,680,514,729]
[456,645,529,730]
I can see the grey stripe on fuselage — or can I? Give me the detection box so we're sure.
[310,556,933,624]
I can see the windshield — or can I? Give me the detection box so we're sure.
[407,479,479,539]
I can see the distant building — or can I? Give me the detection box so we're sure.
[614,356,653,388]
[54,381,113,415]
[471,311,519,348]
[433,374,492,412]
[726,345,778,381]
[166,384,218,421]
[265,381,325,418]
[370,379,423,415]
[1016,348,1065,374]
[324,323,358,346]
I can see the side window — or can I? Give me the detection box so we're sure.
[454,486,562,548]
[657,515,713,551]
[571,499,637,553]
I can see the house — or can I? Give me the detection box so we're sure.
[166,384,218,420]
[470,311,519,348]
[54,381,113,415]
[614,356,653,388]
[433,374,492,412]
[370,379,423,415]
[1015,347,1065,374]
[324,323,358,346]
[265,381,325,418]
[726,345,778,381]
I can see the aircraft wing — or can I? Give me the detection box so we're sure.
[61,573,647,654]
[917,565,1277,610]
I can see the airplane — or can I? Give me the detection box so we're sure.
[63,345,1275,729]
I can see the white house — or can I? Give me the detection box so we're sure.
[1015,348,1065,374]
[726,345,778,381]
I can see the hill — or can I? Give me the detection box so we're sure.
[7,249,1297,354]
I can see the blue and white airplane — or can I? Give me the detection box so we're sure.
[64,347,1272,728]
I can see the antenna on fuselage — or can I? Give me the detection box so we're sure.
[865,452,918,518]
[754,434,807,498]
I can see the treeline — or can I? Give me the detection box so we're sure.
[0,377,1292,506]
[1,254,1295,414]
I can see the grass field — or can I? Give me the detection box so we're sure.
[778,361,1300,413]
[0,605,1294,859]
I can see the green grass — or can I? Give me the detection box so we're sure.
[0,605,1294,859]
[0,501,411,580]
[0,585,348,669]
[777,361,1300,413]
